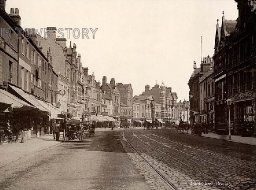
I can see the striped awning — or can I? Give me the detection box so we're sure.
[0,89,34,111]
[9,85,49,113]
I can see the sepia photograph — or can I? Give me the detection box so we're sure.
[0,0,256,189]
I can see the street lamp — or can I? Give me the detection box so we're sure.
[227,99,232,140]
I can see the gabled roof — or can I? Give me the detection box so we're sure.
[223,20,237,36]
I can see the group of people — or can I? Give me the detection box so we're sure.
[0,119,26,143]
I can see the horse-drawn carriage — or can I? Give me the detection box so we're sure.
[176,121,190,133]
[63,118,95,141]
[63,118,83,141]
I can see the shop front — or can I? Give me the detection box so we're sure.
[232,91,255,136]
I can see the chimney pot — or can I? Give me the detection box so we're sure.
[0,0,6,11]
[9,8,21,26]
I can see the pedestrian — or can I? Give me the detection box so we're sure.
[55,120,60,141]
[52,119,56,140]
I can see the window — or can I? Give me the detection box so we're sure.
[38,57,42,67]
[26,71,29,91]
[31,50,34,63]
[31,73,34,84]
[8,61,12,82]
[26,42,29,59]
[38,79,42,88]
[21,67,25,89]
[21,39,25,55]
[34,52,37,64]
[45,62,47,74]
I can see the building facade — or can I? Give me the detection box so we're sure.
[199,57,214,128]
[188,58,212,125]
[116,83,133,120]
[214,2,256,135]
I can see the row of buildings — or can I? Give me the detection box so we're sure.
[0,0,133,137]
[188,0,256,135]
[0,0,187,135]
[133,84,189,124]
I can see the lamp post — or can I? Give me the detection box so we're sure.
[227,99,232,140]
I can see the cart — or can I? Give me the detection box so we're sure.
[63,118,84,141]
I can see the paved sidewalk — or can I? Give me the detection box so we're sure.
[0,134,60,168]
[202,132,256,146]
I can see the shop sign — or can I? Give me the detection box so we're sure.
[234,91,254,102]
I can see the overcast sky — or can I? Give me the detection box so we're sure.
[6,0,238,100]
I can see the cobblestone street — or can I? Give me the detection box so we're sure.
[0,128,256,190]
[122,128,256,190]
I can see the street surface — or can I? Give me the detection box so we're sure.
[0,128,256,190]
[123,128,256,190]
[0,130,149,190]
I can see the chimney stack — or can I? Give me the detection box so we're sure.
[83,67,88,77]
[145,85,150,93]
[0,0,6,11]
[102,76,107,86]
[46,27,57,41]
[9,8,21,26]
[110,78,115,89]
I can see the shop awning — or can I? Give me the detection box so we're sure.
[9,85,49,113]
[105,116,115,122]
[157,119,165,124]
[0,89,34,111]
[90,115,102,122]
[134,120,143,123]
[146,119,152,123]
[37,100,61,119]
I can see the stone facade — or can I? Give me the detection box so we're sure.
[133,84,180,123]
